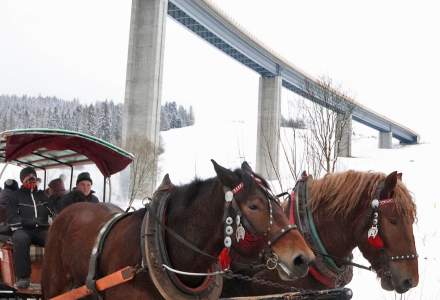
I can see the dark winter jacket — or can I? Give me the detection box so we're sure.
[0,189,16,233]
[57,189,99,213]
[7,187,51,231]
[47,194,64,216]
[0,188,15,209]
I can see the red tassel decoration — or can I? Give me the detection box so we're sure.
[219,247,231,270]
[368,235,384,249]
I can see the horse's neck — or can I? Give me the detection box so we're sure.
[312,208,357,260]
[166,181,225,273]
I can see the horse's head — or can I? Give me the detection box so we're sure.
[356,171,418,293]
[212,160,315,280]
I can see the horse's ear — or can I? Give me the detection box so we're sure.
[241,161,253,173]
[301,171,308,179]
[156,174,173,192]
[382,171,398,196]
[211,159,239,189]
[161,174,172,186]
[397,172,403,181]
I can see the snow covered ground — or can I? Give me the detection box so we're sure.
[0,121,437,299]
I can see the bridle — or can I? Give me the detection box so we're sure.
[366,186,418,272]
[221,176,297,271]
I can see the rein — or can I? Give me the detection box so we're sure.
[317,252,372,271]
[143,202,219,263]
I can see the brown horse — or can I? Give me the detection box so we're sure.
[42,160,315,299]
[222,170,418,297]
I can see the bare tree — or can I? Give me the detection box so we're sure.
[300,76,355,174]
[126,135,164,203]
[279,124,306,182]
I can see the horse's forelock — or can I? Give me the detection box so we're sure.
[394,181,417,220]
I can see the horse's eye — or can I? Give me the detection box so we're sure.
[389,218,398,225]
[248,204,258,210]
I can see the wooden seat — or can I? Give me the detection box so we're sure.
[0,242,44,288]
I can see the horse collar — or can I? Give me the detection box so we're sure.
[288,177,353,288]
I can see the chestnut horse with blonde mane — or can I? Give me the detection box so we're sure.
[222,170,418,297]
[42,161,315,299]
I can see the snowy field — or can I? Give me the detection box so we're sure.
[0,121,437,299]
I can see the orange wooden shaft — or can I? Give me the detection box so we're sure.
[50,266,136,300]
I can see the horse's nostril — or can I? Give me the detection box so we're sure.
[293,254,306,267]
[402,278,412,289]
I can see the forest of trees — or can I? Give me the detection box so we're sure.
[281,116,306,129]
[0,95,195,146]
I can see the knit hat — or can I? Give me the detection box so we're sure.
[20,167,37,183]
[4,179,19,191]
[76,172,93,185]
[48,177,66,194]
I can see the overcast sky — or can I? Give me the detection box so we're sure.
[1,0,439,140]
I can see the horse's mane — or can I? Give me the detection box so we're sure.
[169,167,269,207]
[309,170,416,219]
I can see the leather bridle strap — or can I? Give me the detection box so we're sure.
[267,224,297,247]
[230,197,258,235]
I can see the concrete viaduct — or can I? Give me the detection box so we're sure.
[122,0,419,188]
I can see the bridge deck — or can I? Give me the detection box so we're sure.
[168,0,418,144]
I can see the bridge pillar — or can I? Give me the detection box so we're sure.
[122,0,168,197]
[379,131,393,149]
[336,113,352,157]
[256,76,281,180]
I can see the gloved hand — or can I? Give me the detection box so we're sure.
[21,219,37,229]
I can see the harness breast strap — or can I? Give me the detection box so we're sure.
[86,212,130,297]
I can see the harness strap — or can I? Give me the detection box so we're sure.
[230,198,258,235]
[86,212,130,297]
[290,177,353,288]
[142,177,223,299]
[144,203,218,261]
[267,224,297,246]
[50,266,137,300]
[289,189,334,287]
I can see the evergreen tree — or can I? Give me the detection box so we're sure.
[97,101,112,142]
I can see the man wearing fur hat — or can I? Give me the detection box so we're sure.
[7,166,51,289]
[57,172,99,212]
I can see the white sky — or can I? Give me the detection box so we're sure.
[1,0,439,140]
